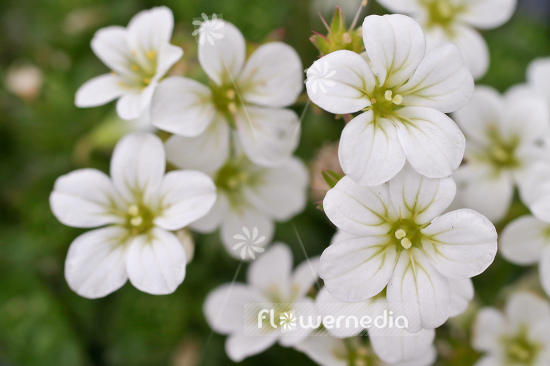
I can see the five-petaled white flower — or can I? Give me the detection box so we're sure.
[151,19,303,167]
[306,14,473,186]
[377,0,517,80]
[192,13,225,45]
[232,226,266,261]
[452,86,550,223]
[320,164,497,331]
[472,292,550,366]
[204,244,320,362]
[306,60,337,95]
[49,133,217,298]
[75,7,183,120]
[165,138,308,259]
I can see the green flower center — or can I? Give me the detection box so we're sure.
[505,329,540,364]
[367,87,404,118]
[125,204,155,235]
[478,127,521,171]
[214,158,263,208]
[210,82,242,119]
[421,0,464,29]
[390,219,423,250]
[123,50,158,89]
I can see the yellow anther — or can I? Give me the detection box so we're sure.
[146,50,156,60]
[228,102,238,114]
[226,89,236,100]
[395,229,407,240]
[401,238,412,249]
[128,205,139,216]
[342,32,352,44]
[130,216,143,227]
[238,172,248,182]
[143,78,151,85]
[437,1,452,18]
[392,94,403,105]
[370,98,377,104]
[384,90,393,101]
[131,64,139,72]
[227,177,239,189]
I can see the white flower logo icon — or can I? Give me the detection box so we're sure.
[192,13,225,45]
[232,227,266,261]
[305,60,336,95]
[279,312,296,332]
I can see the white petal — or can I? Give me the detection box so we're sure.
[247,243,293,297]
[127,6,174,53]
[50,168,122,228]
[220,208,274,260]
[151,76,216,136]
[370,328,435,364]
[243,157,308,220]
[330,230,356,245]
[338,111,406,186]
[305,50,375,114]
[474,356,505,366]
[64,226,128,298]
[449,278,474,317]
[540,247,550,298]
[126,228,186,294]
[389,164,456,224]
[239,42,303,107]
[398,42,474,113]
[393,345,437,366]
[315,287,370,337]
[527,57,550,100]
[320,236,397,302]
[91,26,131,76]
[448,25,489,80]
[190,192,230,233]
[323,176,396,237]
[472,307,507,353]
[154,170,217,230]
[395,106,465,178]
[75,73,126,107]
[164,115,229,174]
[226,333,277,362]
[376,0,423,14]
[459,0,517,29]
[387,249,450,332]
[505,291,550,330]
[155,43,184,78]
[502,92,550,143]
[421,209,498,279]
[198,20,245,86]
[116,90,145,120]
[293,336,348,366]
[362,14,426,87]
[234,106,300,167]
[500,215,549,265]
[292,257,320,299]
[203,283,268,334]
[110,132,165,204]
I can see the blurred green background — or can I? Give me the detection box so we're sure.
[1,0,549,365]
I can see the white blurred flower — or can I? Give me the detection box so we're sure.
[508,57,550,109]
[165,140,308,260]
[192,13,225,45]
[151,19,303,167]
[75,7,183,120]
[452,86,550,223]
[6,62,43,101]
[203,244,320,362]
[377,0,517,79]
[50,133,217,298]
[306,14,472,186]
[472,292,550,365]
[232,226,266,260]
[320,164,497,331]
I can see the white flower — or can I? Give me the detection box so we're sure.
[320,164,497,331]
[377,0,517,79]
[192,13,225,45]
[165,139,309,260]
[452,86,550,223]
[472,292,550,366]
[306,14,473,186]
[203,244,320,362]
[151,19,303,167]
[509,57,550,108]
[49,133,217,298]
[232,226,266,260]
[75,7,183,120]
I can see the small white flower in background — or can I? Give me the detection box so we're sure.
[192,13,225,45]
[472,292,550,366]
[5,62,43,101]
[377,0,517,80]
[165,139,308,260]
[306,60,336,95]
[232,226,266,261]
[508,57,550,108]
[50,133,217,298]
[151,19,303,167]
[203,244,320,362]
[75,7,183,120]
[500,163,550,298]
[306,14,473,186]
[320,164,497,331]
[452,85,550,223]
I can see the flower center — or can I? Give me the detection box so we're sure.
[505,330,540,364]
[214,158,263,208]
[390,219,422,250]
[125,204,155,235]
[480,127,521,171]
[421,0,463,29]
[368,87,403,118]
[121,50,158,89]
[210,82,242,119]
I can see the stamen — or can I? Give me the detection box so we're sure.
[226,89,236,100]
[392,94,403,105]
[128,205,139,216]
[143,78,151,85]
[384,90,393,101]
[342,32,352,44]
[131,64,139,72]
[395,229,407,240]
[146,50,156,60]
[228,102,238,114]
[401,238,412,249]
[130,216,143,227]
